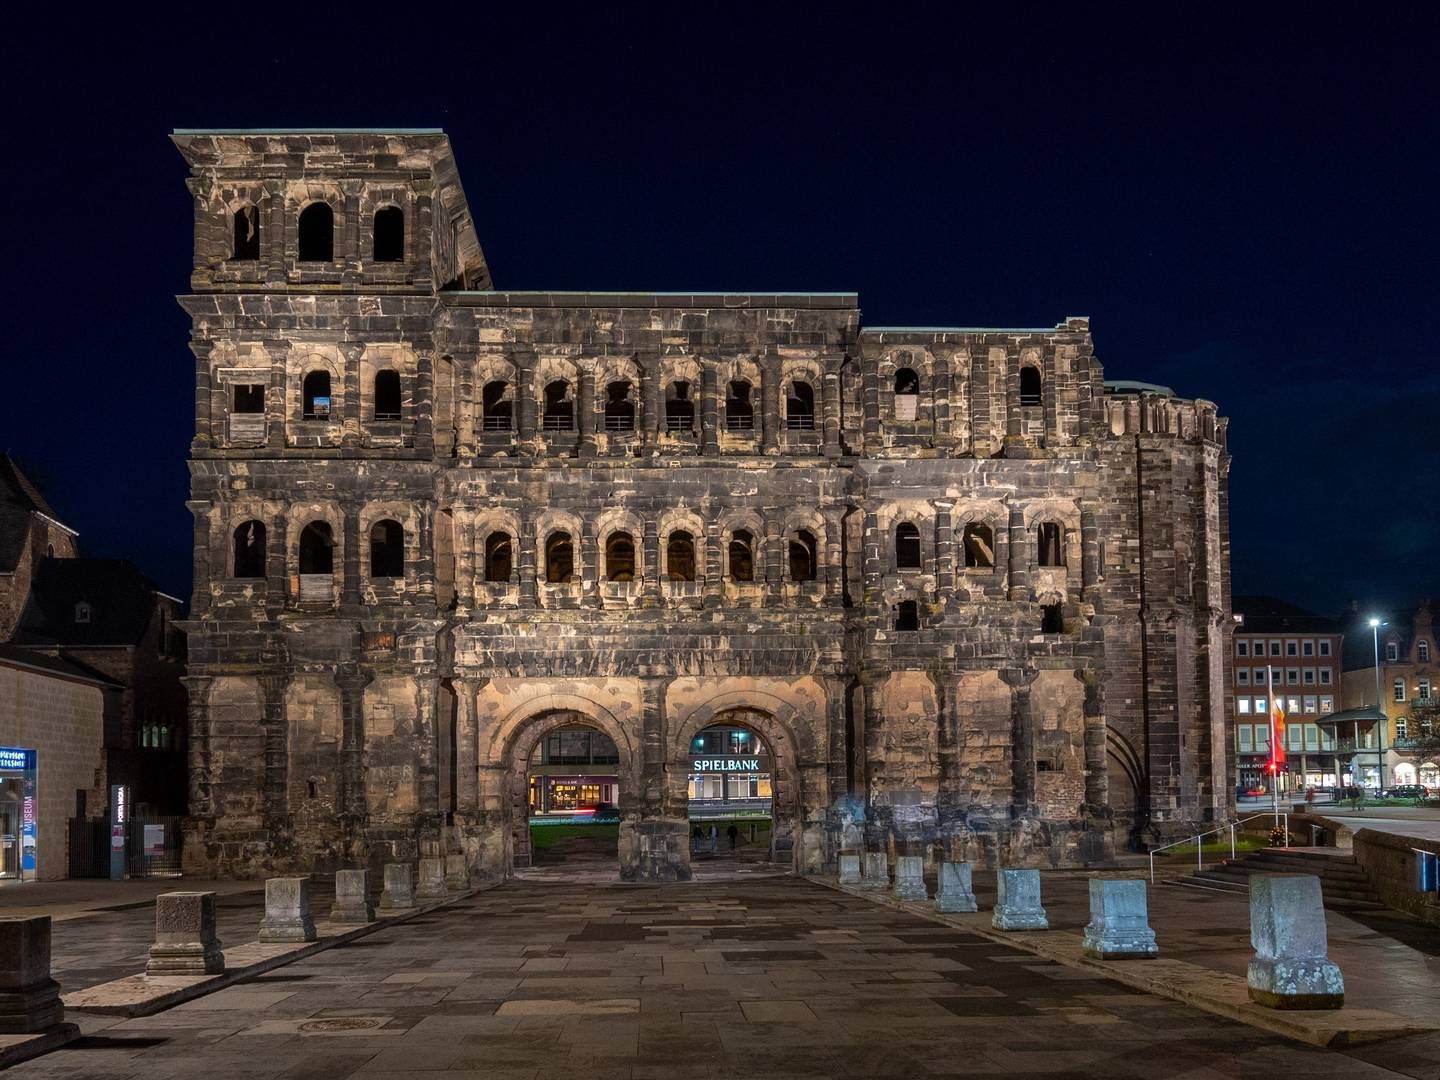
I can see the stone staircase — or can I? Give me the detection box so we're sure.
[1172,847,1385,911]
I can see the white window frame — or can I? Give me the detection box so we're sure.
[1302,639,1314,656]
[1237,669,1250,685]
[1286,668,1299,686]
[1319,668,1332,686]
[1320,695,1334,714]
[1420,640,1431,663]
[1387,642,1400,662]
[1303,695,1317,714]
[1303,668,1315,686]
[1238,697,1251,714]
[1319,640,1331,657]
[1394,678,1407,703]
[1237,640,1249,657]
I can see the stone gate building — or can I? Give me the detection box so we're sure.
[174,130,1233,882]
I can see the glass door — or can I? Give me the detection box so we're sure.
[0,782,20,880]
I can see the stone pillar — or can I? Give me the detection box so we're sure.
[456,354,476,461]
[416,856,447,901]
[861,510,883,617]
[581,517,600,608]
[267,346,287,450]
[187,501,212,615]
[639,516,661,608]
[859,851,888,890]
[762,519,782,608]
[1079,670,1110,815]
[416,677,441,829]
[258,877,317,943]
[892,855,927,901]
[266,512,288,612]
[837,854,862,885]
[821,357,842,457]
[378,863,416,913]
[190,338,213,451]
[639,349,661,450]
[336,670,371,824]
[823,675,849,807]
[262,179,286,285]
[260,674,289,820]
[933,500,954,602]
[147,892,225,975]
[341,182,362,283]
[703,520,723,606]
[700,360,720,456]
[453,509,475,616]
[1006,502,1028,601]
[1003,669,1038,817]
[1081,503,1100,597]
[1082,879,1157,959]
[577,359,597,458]
[340,343,362,449]
[341,504,362,608]
[1247,875,1343,1009]
[417,502,436,600]
[445,853,471,891]
[760,349,781,454]
[0,917,70,1035]
[515,350,537,444]
[329,869,374,924]
[182,676,212,819]
[931,353,953,452]
[861,354,880,454]
[453,678,480,815]
[935,861,978,913]
[992,869,1048,931]
[519,510,538,608]
[414,350,435,456]
[822,506,846,607]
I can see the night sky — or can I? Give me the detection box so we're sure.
[3,8,1437,618]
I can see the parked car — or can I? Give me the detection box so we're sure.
[1381,784,1430,801]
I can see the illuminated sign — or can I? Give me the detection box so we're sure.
[0,747,33,772]
[690,757,763,772]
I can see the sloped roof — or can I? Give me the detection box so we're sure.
[13,558,166,647]
[0,642,123,688]
[0,455,72,573]
[1233,595,1342,635]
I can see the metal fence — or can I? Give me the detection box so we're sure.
[67,815,184,879]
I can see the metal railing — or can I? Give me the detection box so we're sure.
[1148,812,1288,883]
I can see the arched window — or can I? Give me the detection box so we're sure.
[603,381,635,431]
[232,205,260,261]
[789,529,817,581]
[545,532,573,583]
[785,381,815,430]
[667,530,696,581]
[1036,522,1065,567]
[729,529,755,581]
[893,367,920,421]
[373,370,401,420]
[302,370,331,419]
[373,206,404,262]
[605,532,635,581]
[1019,366,1042,407]
[482,380,512,431]
[369,519,404,578]
[542,381,574,431]
[299,521,334,575]
[895,600,919,632]
[484,532,513,582]
[726,379,754,431]
[232,521,267,578]
[1420,640,1431,663]
[297,202,334,262]
[895,522,921,570]
[962,523,995,568]
[665,381,694,432]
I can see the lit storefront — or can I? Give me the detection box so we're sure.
[0,747,38,883]
[527,725,620,818]
[688,726,772,820]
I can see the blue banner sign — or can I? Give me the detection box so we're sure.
[0,747,34,771]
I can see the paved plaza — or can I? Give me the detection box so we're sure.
[9,874,1440,1079]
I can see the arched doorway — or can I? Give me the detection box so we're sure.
[523,720,623,870]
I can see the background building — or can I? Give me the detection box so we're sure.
[175,130,1234,883]
[1343,601,1440,787]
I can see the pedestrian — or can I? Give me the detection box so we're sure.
[709,824,718,853]
[691,826,702,854]
[727,824,739,850]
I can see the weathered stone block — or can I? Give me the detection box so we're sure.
[147,892,225,976]
[0,917,68,1034]
[992,868,1048,931]
[258,877,317,943]
[1081,878,1157,959]
[859,851,889,890]
[892,855,927,900]
[935,861,978,913]
[838,853,862,885]
[378,863,416,913]
[416,857,447,900]
[1246,874,1343,1009]
[329,869,374,924]
[445,854,471,892]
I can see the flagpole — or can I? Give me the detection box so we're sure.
[1268,665,1279,830]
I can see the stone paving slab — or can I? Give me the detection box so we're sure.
[0,1026,80,1071]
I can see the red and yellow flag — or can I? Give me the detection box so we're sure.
[1269,694,1287,772]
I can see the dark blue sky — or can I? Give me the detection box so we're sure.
[3,7,1437,616]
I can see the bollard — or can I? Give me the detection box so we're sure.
[147,892,225,976]
[1247,874,1343,1009]
[416,857,447,901]
[445,854,471,892]
[837,854,863,885]
[892,855,928,901]
[935,861,978,913]
[991,868,1048,931]
[1081,879,1157,959]
[329,869,374,924]
[0,917,71,1035]
[859,851,889,890]
[258,877,317,943]
[378,863,416,914]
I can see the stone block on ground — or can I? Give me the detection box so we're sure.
[935,861,978,913]
[378,863,416,913]
[329,869,374,924]
[891,855,927,900]
[445,854,471,891]
[992,868,1048,931]
[1081,878,1158,959]
[1247,874,1344,1009]
[258,877,317,943]
[147,892,225,976]
[838,853,862,885]
[859,851,889,890]
[416,856,447,900]
[0,917,69,1034]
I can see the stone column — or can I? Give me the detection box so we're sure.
[147,892,225,975]
[992,868,1049,930]
[822,356,842,457]
[1081,503,1100,597]
[258,877,316,943]
[638,349,661,450]
[456,354,476,461]
[936,861,978,913]
[378,863,416,913]
[640,516,661,608]
[182,676,212,819]
[933,500,955,602]
[703,520,723,606]
[341,505,362,608]
[330,869,374,924]
[0,916,72,1035]
[266,512,288,612]
[340,343,362,450]
[186,177,210,278]
[700,359,720,456]
[262,179,286,285]
[1079,670,1110,815]
[514,349,537,447]
[762,519,783,608]
[453,509,475,617]
[932,353,954,452]
[1003,668,1038,817]
[414,350,435,456]
[260,674,289,821]
[190,338,213,451]
[760,349,781,454]
[861,355,880,454]
[1247,875,1343,1009]
[823,675,849,803]
[415,676,441,829]
[187,501,212,615]
[417,502,436,601]
[267,346,287,450]
[581,517,600,608]
[1082,879,1157,959]
[411,185,435,288]
[1006,502,1029,602]
[336,670,371,824]
[861,510,883,617]
[577,358,597,458]
[519,510,539,608]
[822,505,847,607]
[453,677,482,815]
[341,182,362,283]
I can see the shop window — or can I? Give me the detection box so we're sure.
[785,381,815,430]
[233,383,265,414]
[1019,365,1042,407]
[667,530,696,581]
[482,380,512,430]
[297,202,334,262]
[369,519,404,578]
[299,521,334,575]
[726,379,754,431]
[232,205,260,260]
[484,532,512,582]
[605,532,635,581]
[729,529,755,581]
[665,381,694,432]
[373,206,404,262]
[373,370,401,420]
[545,532,574,583]
[542,381,574,431]
[302,370,331,420]
[895,600,919,631]
[962,523,994,568]
[603,381,635,431]
[789,529,817,582]
[895,522,921,570]
[1041,603,1064,633]
[232,520,267,578]
[1036,522,1065,567]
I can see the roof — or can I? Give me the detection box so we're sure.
[0,643,123,689]
[1315,705,1387,726]
[13,558,172,648]
[0,455,73,573]
[1103,380,1176,396]
[1233,595,1343,635]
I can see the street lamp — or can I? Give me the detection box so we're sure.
[1370,617,1388,789]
